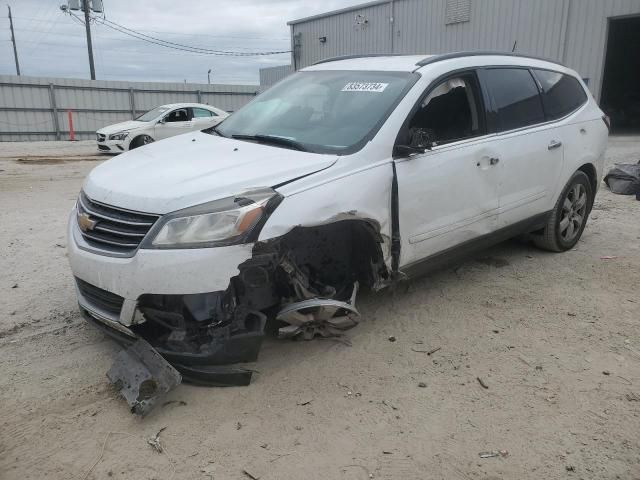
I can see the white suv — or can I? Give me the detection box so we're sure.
[68,52,608,383]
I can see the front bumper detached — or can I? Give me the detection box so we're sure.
[83,301,265,415]
[82,307,263,386]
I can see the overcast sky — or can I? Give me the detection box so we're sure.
[1,0,365,84]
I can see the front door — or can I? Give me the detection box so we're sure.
[154,107,194,140]
[394,72,501,268]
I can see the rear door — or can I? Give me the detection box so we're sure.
[191,107,222,129]
[394,71,501,268]
[479,68,564,228]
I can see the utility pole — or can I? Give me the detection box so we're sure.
[7,5,20,76]
[82,0,96,80]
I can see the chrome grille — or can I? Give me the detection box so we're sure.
[97,133,106,142]
[77,192,159,254]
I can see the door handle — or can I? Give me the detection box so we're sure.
[548,140,562,150]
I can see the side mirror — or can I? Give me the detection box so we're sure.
[158,117,166,124]
[394,144,428,158]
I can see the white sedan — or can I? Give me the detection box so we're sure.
[96,103,228,152]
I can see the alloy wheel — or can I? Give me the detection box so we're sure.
[559,183,587,242]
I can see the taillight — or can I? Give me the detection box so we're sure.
[602,114,611,131]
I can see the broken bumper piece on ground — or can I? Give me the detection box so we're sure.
[83,304,264,415]
[106,339,181,416]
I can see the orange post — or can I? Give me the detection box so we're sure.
[68,110,75,141]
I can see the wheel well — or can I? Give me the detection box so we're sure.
[578,163,597,195]
[129,134,153,149]
[577,163,598,209]
[275,219,390,295]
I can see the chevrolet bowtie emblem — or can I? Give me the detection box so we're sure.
[77,212,97,232]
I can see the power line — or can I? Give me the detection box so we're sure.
[99,18,290,52]
[66,12,290,56]
[16,16,290,41]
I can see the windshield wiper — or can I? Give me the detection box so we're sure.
[231,134,307,152]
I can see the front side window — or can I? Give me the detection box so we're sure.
[193,107,216,118]
[403,74,484,149]
[533,69,588,120]
[485,68,545,132]
[136,106,170,122]
[164,108,190,123]
[215,70,418,154]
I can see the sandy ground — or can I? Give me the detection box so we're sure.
[0,138,639,480]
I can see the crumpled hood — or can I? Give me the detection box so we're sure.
[96,120,147,136]
[83,131,338,214]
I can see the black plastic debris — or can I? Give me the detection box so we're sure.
[604,161,640,195]
[107,339,182,416]
[173,363,254,387]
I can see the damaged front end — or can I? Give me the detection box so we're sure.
[90,217,389,414]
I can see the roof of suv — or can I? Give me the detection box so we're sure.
[303,51,566,73]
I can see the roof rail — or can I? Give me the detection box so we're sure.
[313,54,407,66]
[415,51,565,67]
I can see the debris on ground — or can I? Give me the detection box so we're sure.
[296,398,313,406]
[242,468,260,479]
[603,370,611,376]
[388,335,397,342]
[604,161,640,195]
[411,346,441,356]
[106,339,182,416]
[625,393,640,402]
[566,465,576,472]
[147,427,167,453]
[477,377,489,389]
[600,256,619,260]
[479,450,508,458]
[418,382,427,388]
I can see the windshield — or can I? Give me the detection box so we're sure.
[136,106,171,122]
[216,70,418,154]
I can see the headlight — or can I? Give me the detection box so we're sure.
[109,132,129,141]
[144,188,282,249]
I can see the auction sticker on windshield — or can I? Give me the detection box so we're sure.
[342,82,389,93]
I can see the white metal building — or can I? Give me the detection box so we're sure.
[260,0,640,130]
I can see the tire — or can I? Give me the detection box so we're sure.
[533,171,593,252]
[129,134,154,150]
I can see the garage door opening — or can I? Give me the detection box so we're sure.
[601,16,640,133]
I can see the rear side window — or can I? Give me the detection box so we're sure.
[193,107,216,118]
[533,69,588,120]
[484,68,545,132]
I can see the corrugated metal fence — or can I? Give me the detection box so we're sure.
[259,64,294,88]
[0,75,259,142]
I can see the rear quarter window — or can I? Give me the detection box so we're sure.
[484,68,545,132]
[533,69,588,120]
